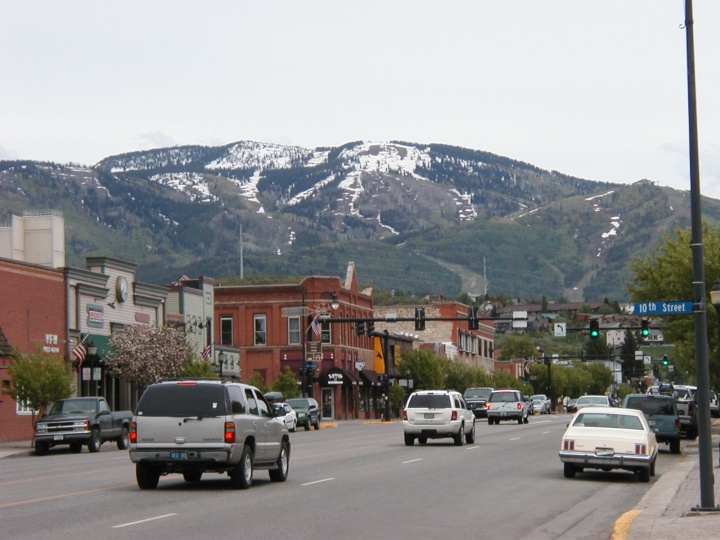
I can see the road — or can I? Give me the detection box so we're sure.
[0,414,684,539]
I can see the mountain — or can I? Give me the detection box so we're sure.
[2,140,719,302]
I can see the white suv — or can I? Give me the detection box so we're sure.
[486,389,530,424]
[129,379,290,489]
[402,390,476,446]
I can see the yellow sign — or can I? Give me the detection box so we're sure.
[373,336,385,374]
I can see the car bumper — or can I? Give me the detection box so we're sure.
[559,451,654,469]
[487,412,522,420]
[34,431,91,444]
[403,420,462,437]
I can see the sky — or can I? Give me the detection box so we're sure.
[2,1,720,198]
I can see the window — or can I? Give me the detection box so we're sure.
[321,319,331,344]
[254,314,267,346]
[245,388,259,415]
[220,316,233,345]
[288,316,301,345]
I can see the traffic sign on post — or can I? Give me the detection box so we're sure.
[633,301,693,315]
[554,323,566,337]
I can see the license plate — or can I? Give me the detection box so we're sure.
[424,413,434,419]
[596,448,613,457]
[53,434,64,441]
[170,451,188,460]
[499,412,507,416]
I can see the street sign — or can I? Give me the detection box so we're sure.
[554,323,566,337]
[633,301,693,315]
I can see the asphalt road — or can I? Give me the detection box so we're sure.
[0,414,685,539]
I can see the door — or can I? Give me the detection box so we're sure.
[322,388,334,420]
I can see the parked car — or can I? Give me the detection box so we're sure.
[565,398,578,414]
[129,379,290,489]
[272,402,298,432]
[285,397,321,431]
[463,387,494,418]
[525,395,535,415]
[559,406,658,482]
[33,397,133,455]
[710,391,720,418]
[570,395,612,413]
[648,384,698,440]
[486,389,530,425]
[402,389,476,446]
[531,394,551,414]
[623,394,681,454]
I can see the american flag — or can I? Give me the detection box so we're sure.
[310,316,321,336]
[201,344,212,361]
[72,343,86,363]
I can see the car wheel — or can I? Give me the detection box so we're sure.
[304,422,311,431]
[638,467,650,483]
[650,457,656,477]
[136,463,160,489]
[418,436,427,445]
[230,445,253,489]
[87,428,102,453]
[117,427,130,450]
[563,463,576,479]
[523,415,529,424]
[313,417,320,430]
[465,421,476,444]
[488,418,494,425]
[34,441,50,456]
[670,439,681,454]
[269,440,290,482]
[453,424,464,446]
[70,442,83,453]
[183,471,202,482]
[517,417,523,425]
[404,433,415,446]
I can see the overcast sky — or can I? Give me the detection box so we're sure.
[2,1,720,197]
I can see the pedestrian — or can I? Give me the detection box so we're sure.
[379,393,386,420]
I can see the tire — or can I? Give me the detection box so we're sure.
[404,433,415,446]
[313,419,320,430]
[230,445,253,489]
[638,467,650,483]
[563,463,576,478]
[453,424,464,446]
[117,427,129,450]
[670,438,681,454]
[523,415,529,424]
[136,463,160,489]
[517,417,523,425]
[183,471,202,482]
[418,436,427,445]
[269,440,290,482]
[34,441,50,456]
[87,428,102,453]
[650,457,656,477]
[488,418,494,425]
[70,442,83,453]
[465,421,476,444]
[304,422,311,431]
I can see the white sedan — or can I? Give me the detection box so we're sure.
[559,406,658,482]
[272,403,297,432]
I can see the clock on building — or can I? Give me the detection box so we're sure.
[116,276,129,303]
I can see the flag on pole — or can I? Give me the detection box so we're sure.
[310,316,321,336]
[201,344,212,361]
[71,341,87,373]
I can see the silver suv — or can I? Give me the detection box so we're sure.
[129,379,290,489]
[487,389,530,424]
[402,390,476,446]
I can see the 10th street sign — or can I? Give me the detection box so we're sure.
[633,301,693,315]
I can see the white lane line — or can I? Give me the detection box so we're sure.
[510,437,521,441]
[113,514,177,528]
[402,458,423,464]
[302,478,335,486]
[466,446,481,450]
[543,431,551,434]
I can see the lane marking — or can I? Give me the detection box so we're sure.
[510,437,521,441]
[302,478,335,486]
[114,514,177,529]
[465,446,480,450]
[0,483,136,509]
[402,459,423,464]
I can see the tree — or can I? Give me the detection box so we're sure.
[397,349,444,390]
[104,325,197,389]
[179,360,218,378]
[272,366,301,398]
[628,223,720,388]
[620,330,641,381]
[7,349,74,427]
[245,372,269,393]
[498,334,535,361]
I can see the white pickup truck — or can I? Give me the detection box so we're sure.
[486,389,530,425]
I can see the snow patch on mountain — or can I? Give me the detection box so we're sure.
[149,172,218,203]
[207,141,314,170]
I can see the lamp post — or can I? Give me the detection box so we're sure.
[217,350,226,379]
[301,289,339,398]
[87,342,98,396]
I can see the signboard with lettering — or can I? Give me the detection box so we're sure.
[633,301,693,315]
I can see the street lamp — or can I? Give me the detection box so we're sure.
[87,342,98,396]
[217,350,226,378]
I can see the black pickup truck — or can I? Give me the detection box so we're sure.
[33,397,133,455]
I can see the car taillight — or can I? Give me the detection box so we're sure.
[485,403,490,410]
[563,440,575,451]
[129,422,137,444]
[635,443,647,455]
[451,411,458,421]
[674,419,680,430]
[517,403,522,410]
[402,410,408,421]
[224,422,236,443]
[572,407,578,413]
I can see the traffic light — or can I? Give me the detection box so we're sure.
[543,355,550,366]
[468,306,479,330]
[355,322,365,336]
[641,319,650,338]
[414,307,426,331]
[662,355,669,365]
[366,320,375,334]
[589,319,600,339]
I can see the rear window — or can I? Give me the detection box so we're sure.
[464,388,492,399]
[136,383,227,417]
[626,397,676,416]
[489,392,519,403]
[407,394,452,409]
[573,412,644,430]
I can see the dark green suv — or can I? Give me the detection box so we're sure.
[286,397,321,431]
[623,394,681,454]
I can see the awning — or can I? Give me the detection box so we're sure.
[319,367,357,386]
[359,370,381,387]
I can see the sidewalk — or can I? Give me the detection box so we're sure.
[0,440,33,460]
[616,424,720,540]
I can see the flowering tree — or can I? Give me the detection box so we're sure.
[105,325,197,389]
